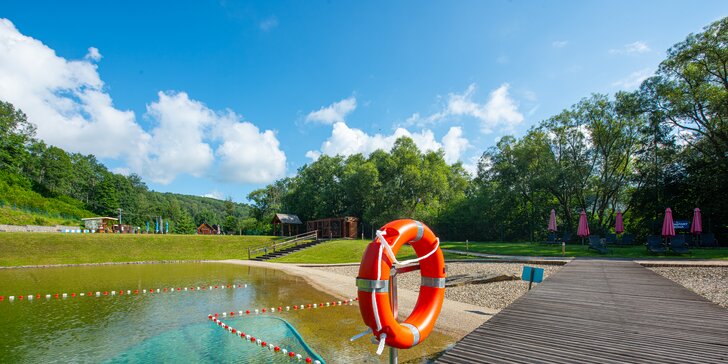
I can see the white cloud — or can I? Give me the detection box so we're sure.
[112,167,130,176]
[305,150,321,161]
[462,155,481,177]
[311,122,469,164]
[259,16,279,32]
[552,40,568,48]
[85,47,102,61]
[139,92,216,184]
[612,68,652,89]
[441,127,470,164]
[202,190,223,200]
[306,97,357,124]
[214,119,287,184]
[609,41,650,54]
[0,18,286,186]
[446,83,524,134]
[404,84,524,134]
[0,19,148,160]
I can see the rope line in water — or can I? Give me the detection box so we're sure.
[210,316,323,364]
[0,283,248,302]
[209,297,359,318]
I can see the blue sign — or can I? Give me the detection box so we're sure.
[673,220,690,230]
[521,266,544,283]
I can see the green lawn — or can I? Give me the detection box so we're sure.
[440,241,728,260]
[271,239,478,264]
[0,233,274,267]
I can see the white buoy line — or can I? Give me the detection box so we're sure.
[0,283,248,302]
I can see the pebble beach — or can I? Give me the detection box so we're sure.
[318,262,562,310]
[648,266,728,309]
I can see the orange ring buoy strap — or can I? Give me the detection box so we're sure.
[355,219,445,352]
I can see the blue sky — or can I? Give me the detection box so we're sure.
[1,1,726,202]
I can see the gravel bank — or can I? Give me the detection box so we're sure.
[648,267,728,309]
[318,262,562,310]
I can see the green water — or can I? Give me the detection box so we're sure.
[0,263,455,363]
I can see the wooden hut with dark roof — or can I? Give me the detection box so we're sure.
[271,213,303,236]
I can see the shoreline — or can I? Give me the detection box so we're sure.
[215,259,499,339]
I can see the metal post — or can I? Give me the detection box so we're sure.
[528,268,535,290]
[562,241,566,256]
[389,267,398,364]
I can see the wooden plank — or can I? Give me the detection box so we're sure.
[436,259,728,363]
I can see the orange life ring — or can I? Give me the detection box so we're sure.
[356,219,445,349]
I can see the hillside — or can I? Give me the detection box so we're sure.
[0,171,93,226]
[1,99,253,233]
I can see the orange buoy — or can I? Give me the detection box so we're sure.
[356,219,445,350]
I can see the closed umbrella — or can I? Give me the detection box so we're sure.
[577,209,590,245]
[661,207,675,238]
[690,208,702,235]
[548,209,557,232]
[615,211,624,234]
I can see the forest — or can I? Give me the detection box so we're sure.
[1,18,726,241]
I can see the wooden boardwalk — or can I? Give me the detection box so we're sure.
[436,260,728,364]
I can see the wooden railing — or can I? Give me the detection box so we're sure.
[247,230,318,259]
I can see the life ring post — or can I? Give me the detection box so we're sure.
[356,219,445,357]
[388,263,421,364]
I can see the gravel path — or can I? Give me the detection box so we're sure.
[318,262,562,310]
[648,267,728,309]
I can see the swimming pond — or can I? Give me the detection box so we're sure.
[0,262,454,362]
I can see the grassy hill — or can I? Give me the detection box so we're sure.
[0,172,93,226]
[0,206,81,226]
[0,233,274,267]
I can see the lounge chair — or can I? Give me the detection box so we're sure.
[669,235,690,255]
[605,234,617,245]
[588,236,608,254]
[619,234,635,246]
[543,232,558,245]
[646,235,667,254]
[700,232,717,248]
[685,234,695,247]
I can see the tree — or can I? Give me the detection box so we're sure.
[0,100,35,173]
[175,210,196,234]
[645,17,728,166]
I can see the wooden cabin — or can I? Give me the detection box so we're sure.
[307,217,359,239]
[272,213,302,236]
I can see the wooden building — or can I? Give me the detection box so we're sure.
[197,223,220,235]
[81,217,118,233]
[307,217,359,239]
[272,213,303,236]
